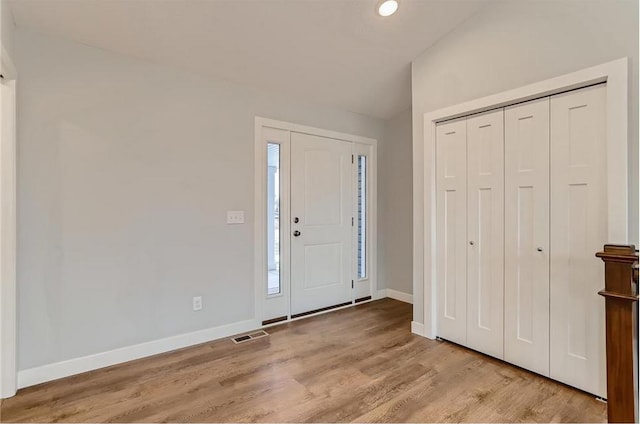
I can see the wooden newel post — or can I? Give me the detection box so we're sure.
[596,244,639,423]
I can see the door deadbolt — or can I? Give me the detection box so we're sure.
[293,217,300,223]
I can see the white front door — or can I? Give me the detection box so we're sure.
[290,132,353,316]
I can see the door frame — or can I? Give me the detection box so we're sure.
[254,117,377,324]
[416,57,630,340]
[0,45,18,399]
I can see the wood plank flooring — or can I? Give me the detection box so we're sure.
[0,299,606,422]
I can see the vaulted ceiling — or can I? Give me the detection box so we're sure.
[8,0,490,119]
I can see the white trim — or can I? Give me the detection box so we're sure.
[385,289,413,304]
[0,46,17,80]
[256,117,378,147]
[0,52,17,398]
[375,288,413,304]
[17,318,259,389]
[417,58,629,341]
[254,117,378,324]
[18,284,411,389]
[374,289,386,300]
[255,126,291,321]
[353,143,378,303]
[368,146,378,302]
[411,321,425,337]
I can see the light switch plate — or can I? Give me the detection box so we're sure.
[227,210,245,224]
[193,296,202,311]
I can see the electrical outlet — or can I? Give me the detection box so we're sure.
[226,210,245,224]
[193,296,202,311]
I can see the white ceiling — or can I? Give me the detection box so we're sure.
[9,0,489,119]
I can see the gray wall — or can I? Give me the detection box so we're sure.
[15,29,386,370]
[411,0,639,323]
[1,0,14,58]
[379,108,412,294]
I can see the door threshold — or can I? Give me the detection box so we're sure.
[261,316,288,326]
[261,297,377,329]
[291,301,352,319]
[355,296,372,303]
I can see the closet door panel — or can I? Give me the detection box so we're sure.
[550,84,607,397]
[504,98,550,376]
[436,119,467,345]
[466,109,504,359]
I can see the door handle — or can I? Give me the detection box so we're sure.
[537,247,543,252]
[293,230,301,237]
[293,217,300,223]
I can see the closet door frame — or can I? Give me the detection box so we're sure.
[418,58,629,340]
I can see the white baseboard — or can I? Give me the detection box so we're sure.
[385,289,413,304]
[17,318,258,389]
[17,289,414,389]
[375,288,413,304]
[411,321,425,336]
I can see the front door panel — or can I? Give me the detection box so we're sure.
[290,133,353,316]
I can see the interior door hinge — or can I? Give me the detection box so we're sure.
[352,280,354,289]
[352,217,354,226]
[352,154,354,164]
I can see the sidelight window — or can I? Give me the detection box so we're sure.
[357,155,367,279]
[267,143,281,295]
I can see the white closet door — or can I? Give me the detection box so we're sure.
[436,118,467,345]
[550,84,607,397]
[504,98,550,376]
[466,110,504,359]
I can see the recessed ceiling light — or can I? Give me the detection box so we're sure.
[377,0,399,17]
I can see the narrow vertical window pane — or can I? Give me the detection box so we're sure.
[267,143,281,295]
[357,155,367,279]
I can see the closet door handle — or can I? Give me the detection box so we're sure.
[469,241,474,246]
[537,247,543,252]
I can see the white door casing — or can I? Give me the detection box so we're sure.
[260,127,291,322]
[255,118,377,324]
[421,59,628,345]
[290,132,353,316]
[504,97,550,376]
[0,59,17,399]
[422,60,627,398]
[435,118,467,345]
[466,109,504,360]
[353,142,375,301]
[550,84,607,397]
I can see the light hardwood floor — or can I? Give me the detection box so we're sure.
[0,299,606,422]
